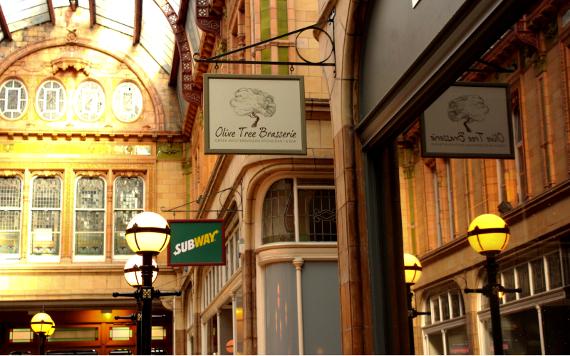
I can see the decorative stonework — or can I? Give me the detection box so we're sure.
[51,57,91,75]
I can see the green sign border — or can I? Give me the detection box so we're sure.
[168,219,226,266]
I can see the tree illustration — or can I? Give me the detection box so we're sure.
[229,88,276,127]
[447,95,489,132]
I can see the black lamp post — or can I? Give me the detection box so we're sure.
[403,253,430,355]
[30,312,55,355]
[124,211,171,356]
[464,213,520,355]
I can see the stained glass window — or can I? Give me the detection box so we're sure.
[0,79,28,120]
[113,176,144,255]
[75,177,105,257]
[112,82,143,122]
[0,176,22,255]
[75,81,105,122]
[36,80,66,121]
[30,177,62,256]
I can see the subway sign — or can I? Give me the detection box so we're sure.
[168,220,225,266]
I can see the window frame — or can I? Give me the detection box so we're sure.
[0,175,23,260]
[112,176,145,259]
[73,176,107,262]
[262,177,337,245]
[28,175,63,262]
[0,78,28,120]
[35,79,67,121]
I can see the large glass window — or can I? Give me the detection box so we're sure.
[0,176,22,257]
[30,176,62,259]
[74,177,106,260]
[113,176,144,256]
[262,178,336,244]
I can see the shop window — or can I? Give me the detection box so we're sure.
[74,177,106,260]
[49,327,99,342]
[262,178,336,244]
[113,176,144,256]
[36,80,66,121]
[0,176,22,257]
[30,176,62,260]
[0,79,28,120]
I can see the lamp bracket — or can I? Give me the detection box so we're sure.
[193,16,336,73]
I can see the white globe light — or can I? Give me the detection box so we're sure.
[124,254,158,287]
[125,212,170,254]
[30,312,54,334]
[403,253,422,285]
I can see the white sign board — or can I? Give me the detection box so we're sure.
[204,74,306,155]
[421,83,514,158]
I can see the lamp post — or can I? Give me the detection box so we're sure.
[403,253,429,355]
[30,312,55,355]
[124,211,170,356]
[123,254,158,354]
[464,213,519,355]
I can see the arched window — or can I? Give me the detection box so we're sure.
[113,176,144,256]
[0,176,22,257]
[262,178,336,244]
[30,176,62,259]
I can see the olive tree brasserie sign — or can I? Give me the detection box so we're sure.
[168,220,225,266]
[421,83,514,158]
[204,74,306,155]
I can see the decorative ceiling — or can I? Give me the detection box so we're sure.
[0,0,181,74]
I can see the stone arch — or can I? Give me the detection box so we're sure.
[0,37,166,129]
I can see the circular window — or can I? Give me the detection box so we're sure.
[36,80,66,121]
[0,79,28,120]
[112,82,143,122]
[75,81,105,122]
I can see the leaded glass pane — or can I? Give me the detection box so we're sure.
[298,189,336,242]
[32,177,61,208]
[31,177,61,256]
[547,252,562,289]
[75,211,104,255]
[0,177,21,207]
[115,177,144,209]
[433,297,441,323]
[36,80,66,121]
[531,258,546,294]
[77,177,105,209]
[114,177,144,255]
[262,179,294,244]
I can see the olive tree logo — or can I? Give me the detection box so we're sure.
[447,95,489,132]
[229,88,276,127]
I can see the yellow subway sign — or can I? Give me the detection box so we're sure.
[168,220,225,266]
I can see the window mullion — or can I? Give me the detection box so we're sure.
[293,178,300,242]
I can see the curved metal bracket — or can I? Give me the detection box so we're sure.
[194,19,336,72]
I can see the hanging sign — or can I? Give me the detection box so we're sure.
[168,220,225,266]
[421,82,514,158]
[204,74,306,155]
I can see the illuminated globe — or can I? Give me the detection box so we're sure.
[30,312,54,334]
[125,212,170,255]
[467,213,510,255]
[124,254,158,287]
[403,253,422,285]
